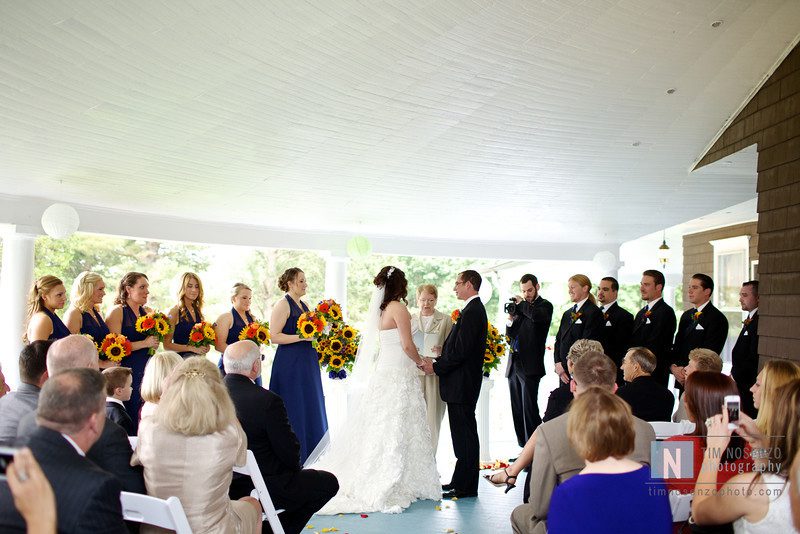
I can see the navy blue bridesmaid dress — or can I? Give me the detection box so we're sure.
[217,308,261,386]
[269,295,328,462]
[80,308,110,343]
[42,308,70,340]
[173,304,202,358]
[121,305,151,434]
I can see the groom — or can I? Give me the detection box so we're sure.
[421,270,487,498]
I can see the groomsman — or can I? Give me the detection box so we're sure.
[596,276,634,383]
[731,280,759,417]
[670,273,729,386]
[628,270,677,387]
[553,275,603,385]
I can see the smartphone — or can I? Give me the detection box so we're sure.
[0,446,18,481]
[724,395,741,430]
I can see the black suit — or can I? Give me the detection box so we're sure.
[731,312,759,417]
[553,300,603,372]
[506,296,553,445]
[672,302,729,368]
[599,302,634,383]
[0,426,127,533]
[434,297,487,494]
[105,401,133,436]
[224,374,338,534]
[16,411,145,494]
[617,375,675,422]
[629,299,677,386]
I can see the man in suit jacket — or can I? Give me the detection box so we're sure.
[0,340,50,446]
[617,347,675,421]
[596,277,634,384]
[731,280,759,417]
[670,273,729,386]
[0,368,128,533]
[506,274,554,446]
[553,274,603,384]
[510,352,656,534]
[629,269,677,386]
[422,270,487,498]
[223,341,338,534]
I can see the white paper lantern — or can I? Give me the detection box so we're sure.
[41,203,80,239]
[346,236,372,259]
[478,278,493,304]
[593,250,617,273]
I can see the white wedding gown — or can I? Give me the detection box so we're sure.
[313,328,441,514]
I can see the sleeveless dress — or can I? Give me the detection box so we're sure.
[121,305,150,434]
[217,308,261,386]
[42,308,70,340]
[80,308,110,342]
[269,295,328,463]
[312,328,439,514]
[173,304,202,358]
[733,475,796,534]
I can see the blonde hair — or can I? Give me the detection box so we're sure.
[177,272,204,322]
[567,339,603,365]
[688,348,723,373]
[760,380,800,479]
[756,360,800,436]
[140,351,183,404]
[24,275,64,343]
[230,282,251,302]
[70,272,104,313]
[568,274,596,305]
[416,284,438,299]
[155,357,236,436]
[567,387,635,462]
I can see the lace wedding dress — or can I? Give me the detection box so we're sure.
[312,328,441,514]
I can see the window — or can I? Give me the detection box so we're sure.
[710,235,751,359]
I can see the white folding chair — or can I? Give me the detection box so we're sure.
[120,491,192,533]
[669,490,693,522]
[233,450,286,534]
[649,421,690,439]
[128,436,138,450]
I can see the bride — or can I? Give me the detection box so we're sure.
[309,265,441,514]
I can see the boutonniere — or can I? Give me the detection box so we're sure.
[450,309,461,324]
[743,317,752,326]
[693,310,703,322]
[644,309,652,319]
[570,311,583,322]
[603,312,609,321]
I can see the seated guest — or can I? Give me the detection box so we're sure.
[664,372,750,495]
[488,339,603,500]
[103,367,133,435]
[548,388,671,533]
[5,447,56,533]
[223,341,339,534]
[511,352,656,534]
[617,346,674,421]
[16,335,145,494]
[134,357,262,533]
[692,379,800,532]
[139,350,183,420]
[0,368,128,533]
[672,348,722,422]
[0,340,51,445]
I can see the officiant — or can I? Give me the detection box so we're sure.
[411,284,452,451]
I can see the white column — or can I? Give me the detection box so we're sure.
[324,254,349,317]
[0,226,37,389]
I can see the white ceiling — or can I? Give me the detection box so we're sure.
[0,0,797,251]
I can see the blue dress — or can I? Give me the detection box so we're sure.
[217,308,261,386]
[80,308,110,343]
[548,466,671,534]
[121,305,150,434]
[42,308,70,340]
[173,304,202,358]
[269,295,328,462]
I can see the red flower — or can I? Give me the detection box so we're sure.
[141,317,156,330]
[190,331,204,342]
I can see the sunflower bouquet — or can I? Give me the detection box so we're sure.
[314,323,360,379]
[484,321,508,376]
[239,321,271,346]
[188,321,216,347]
[315,299,343,323]
[297,311,327,339]
[135,311,171,355]
[99,333,133,362]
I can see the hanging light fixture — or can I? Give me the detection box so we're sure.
[657,232,671,268]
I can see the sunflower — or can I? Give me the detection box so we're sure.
[329,305,342,320]
[329,338,343,353]
[318,353,327,365]
[329,356,344,369]
[341,326,356,340]
[256,326,270,344]
[155,318,170,336]
[203,325,216,340]
[495,344,505,355]
[106,342,126,362]
[299,320,316,338]
[483,353,495,364]
[344,343,356,355]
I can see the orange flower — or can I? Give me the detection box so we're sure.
[190,331,204,343]
[141,317,155,330]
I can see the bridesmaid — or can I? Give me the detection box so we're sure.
[64,271,116,368]
[106,272,159,433]
[163,272,210,358]
[24,275,70,343]
[269,267,328,462]
[213,283,260,385]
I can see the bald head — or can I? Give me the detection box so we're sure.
[47,335,99,375]
[223,340,261,376]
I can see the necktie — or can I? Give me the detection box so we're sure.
[571,304,577,314]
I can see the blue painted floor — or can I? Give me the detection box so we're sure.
[307,471,528,534]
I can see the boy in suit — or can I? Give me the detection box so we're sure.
[103,367,133,435]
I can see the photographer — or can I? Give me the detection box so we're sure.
[506,274,553,446]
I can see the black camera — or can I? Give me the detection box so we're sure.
[504,298,517,315]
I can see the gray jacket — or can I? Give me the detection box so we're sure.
[0,382,40,446]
